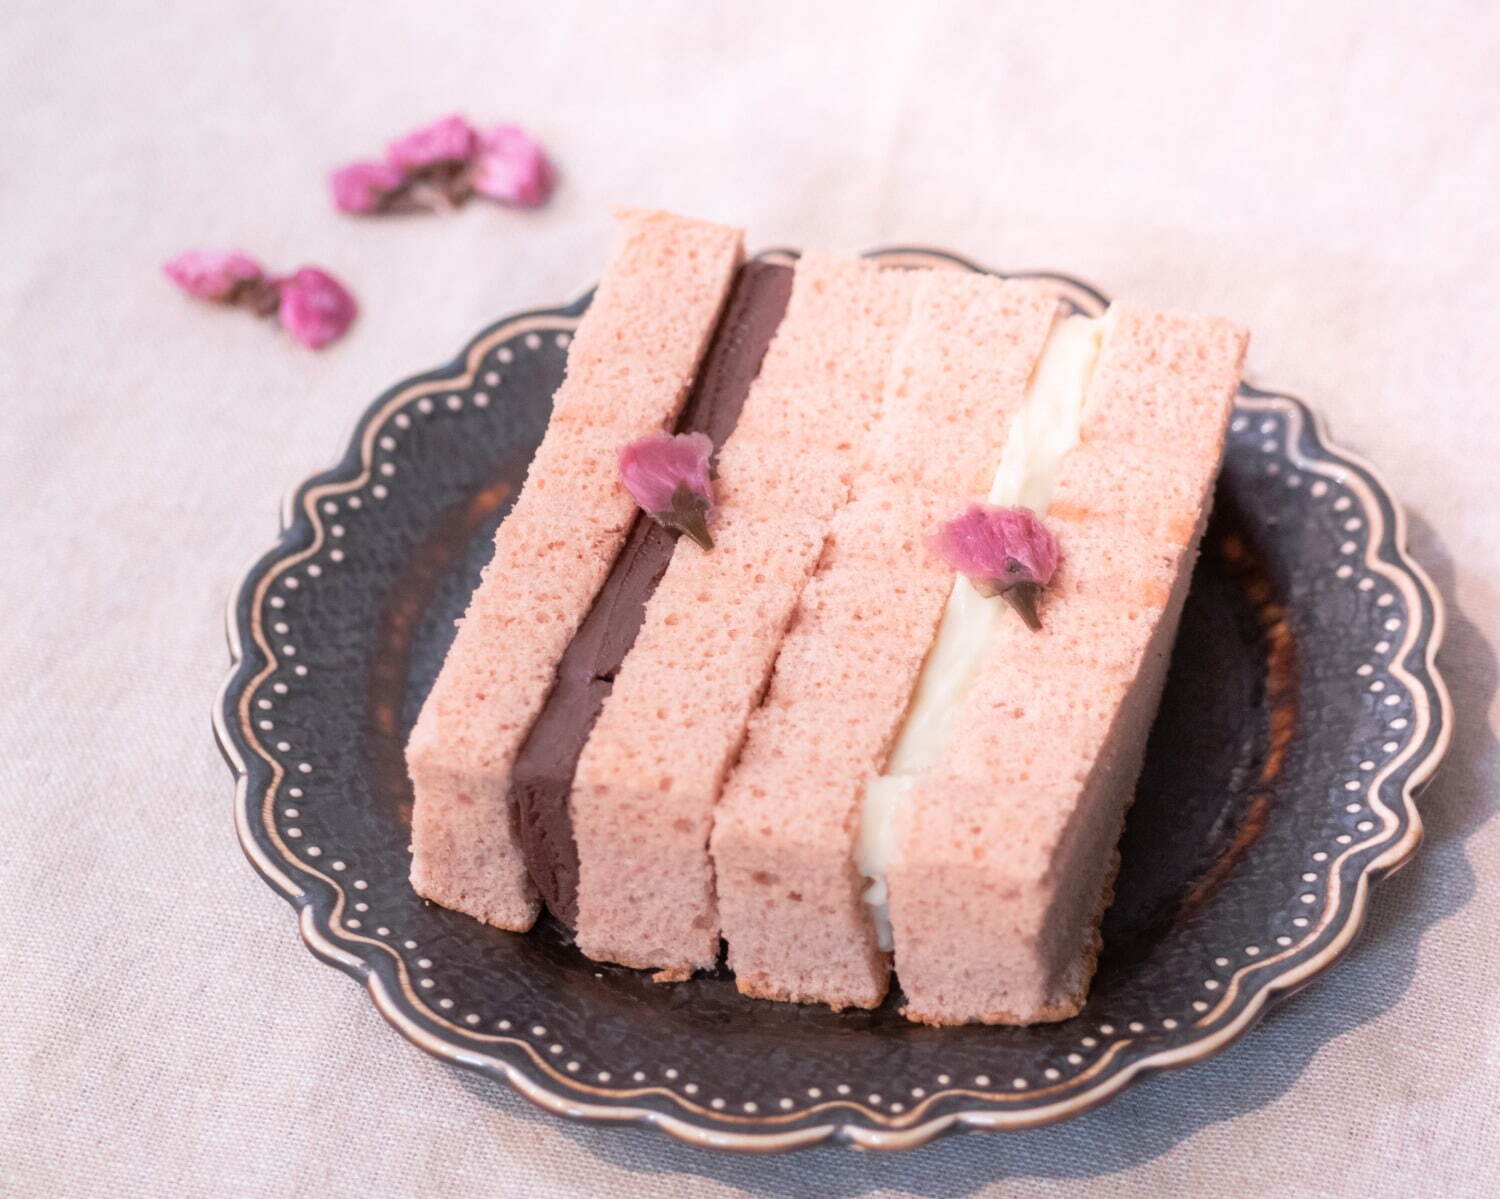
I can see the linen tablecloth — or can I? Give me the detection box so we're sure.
[3,1,1496,1194]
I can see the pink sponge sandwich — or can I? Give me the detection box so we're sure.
[406,209,1249,1025]
[712,271,1061,1009]
[884,305,1248,1024]
[407,208,744,930]
[570,252,924,976]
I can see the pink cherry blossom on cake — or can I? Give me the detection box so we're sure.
[471,124,554,207]
[618,431,717,549]
[385,113,478,171]
[329,159,407,214]
[162,249,265,301]
[933,504,1061,630]
[275,267,358,349]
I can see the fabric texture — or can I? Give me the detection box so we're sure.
[1,1,1496,1195]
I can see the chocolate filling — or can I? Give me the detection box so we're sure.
[511,261,794,929]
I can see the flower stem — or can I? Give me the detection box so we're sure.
[1001,582,1044,631]
[668,484,713,550]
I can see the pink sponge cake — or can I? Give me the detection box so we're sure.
[883,305,1248,1024]
[569,252,922,976]
[711,272,1060,1009]
[407,208,743,930]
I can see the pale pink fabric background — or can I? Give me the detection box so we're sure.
[2,1,1497,1195]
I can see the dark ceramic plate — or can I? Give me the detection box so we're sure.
[215,249,1450,1151]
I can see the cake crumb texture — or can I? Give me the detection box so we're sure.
[889,303,1248,1025]
[712,274,1059,1009]
[572,253,920,974]
[407,208,743,930]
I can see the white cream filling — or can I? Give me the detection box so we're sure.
[856,310,1112,950]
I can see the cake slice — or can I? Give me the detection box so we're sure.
[509,261,794,929]
[406,208,743,930]
[569,252,923,976]
[884,304,1248,1024]
[710,273,1060,1009]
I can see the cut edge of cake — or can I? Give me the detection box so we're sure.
[710,272,1062,1009]
[406,208,744,931]
[887,303,1248,1025]
[569,253,924,975]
